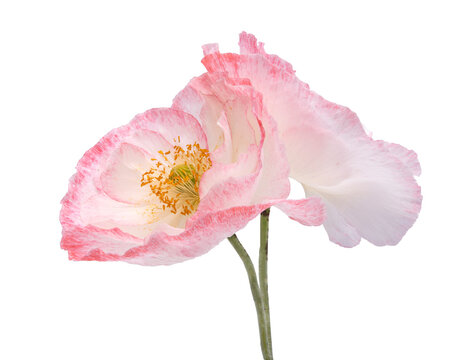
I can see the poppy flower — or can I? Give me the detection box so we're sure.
[60,106,324,265]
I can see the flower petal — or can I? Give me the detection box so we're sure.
[100,142,154,204]
[274,198,325,226]
[62,225,144,261]
[202,33,422,247]
[320,201,361,247]
[202,36,366,142]
[129,129,172,160]
[174,72,290,205]
[131,108,208,148]
[377,141,421,177]
[68,197,325,266]
[295,133,422,246]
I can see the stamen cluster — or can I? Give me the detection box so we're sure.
[141,138,212,217]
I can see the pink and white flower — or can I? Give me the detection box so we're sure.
[61,32,422,267]
[61,104,324,265]
[197,32,422,247]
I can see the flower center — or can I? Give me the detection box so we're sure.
[141,140,212,217]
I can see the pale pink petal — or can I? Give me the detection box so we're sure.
[81,194,153,226]
[129,204,274,265]
[201,33,422,247]
[213,111,233,163]
[61,125,133,233]
[274,198,325,226]
[202,43,219,56]
[173,84,225,152]
[239,32,295,74]
[175,73,258,158]
[251,99,290,203]
[202,36,366,142]
[194,167,259,221]
[61,170,145,259]
[377,141,421,176]
[283,124,422,246]
[293,130,422,246]
[100,142,154,204]
[198,144,260,202]
[129,129,172,160]
[320,201,361,247]
[79,194,170,238]
[130,108,208,148]
[173,72,290,205]
[62,225,144,261]
[149,217,185,236]
[68,197,325,266]
[282,125,353,187]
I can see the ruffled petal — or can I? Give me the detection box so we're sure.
[61,169,146,258]
[274,198,325,226]
[201,33,422,246]
[131,108,208,149]
[239,32,295,74]
[67,197,325,266]
[296,132,422,246]
[62,225,144,261]
[377,141,421,176]
[202,38,366,142]
[199,144,260,202]
[174,73,259,159]
[173,72,290,205]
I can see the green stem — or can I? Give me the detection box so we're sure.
[228,234,272,360]
[259,208,273,358]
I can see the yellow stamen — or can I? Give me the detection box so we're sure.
[141,139,212,218]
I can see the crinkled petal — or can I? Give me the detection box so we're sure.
[201,33,422,246]
[294,129,422,246]
[62,225,144,261]
[199,144,260,201]
[174,73,259,159]
[131,108,208,148]
[67,197,325,266]
[377,141,421,176]
[274,198,325,226]
[238,32,295,74]
[202,36,366,143]
[173,72,290,205]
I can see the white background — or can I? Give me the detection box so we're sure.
[1,1,465,359]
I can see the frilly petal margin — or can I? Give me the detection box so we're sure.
[202,33,367,142]
[200,32,422,247]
